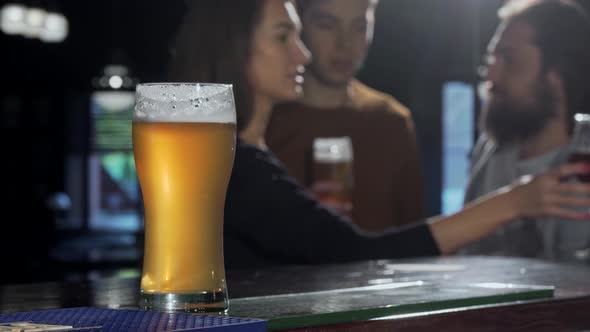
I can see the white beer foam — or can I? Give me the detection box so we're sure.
[134,83,237,123]
[313,137,354,162]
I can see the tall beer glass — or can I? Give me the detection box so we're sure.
[133,83,236,312]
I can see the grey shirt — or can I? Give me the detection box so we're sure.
[460,135,590,264]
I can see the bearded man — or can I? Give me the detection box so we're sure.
[460,0,590,263]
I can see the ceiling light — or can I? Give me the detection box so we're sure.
[22,7,46,38]
[0,4,27,35]
[40,11,68,42]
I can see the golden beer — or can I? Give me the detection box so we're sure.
[312,138,354,217]
[133,83,236,312]
[312,160,353,215]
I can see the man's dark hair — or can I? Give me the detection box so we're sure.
[296,0,378,18]
[500,0,590,132]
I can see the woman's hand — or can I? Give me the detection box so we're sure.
[430,162,590,255]
[510,162,590,220]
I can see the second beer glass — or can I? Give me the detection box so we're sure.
[312,137,354,217]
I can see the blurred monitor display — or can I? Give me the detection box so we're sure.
[87,91,141,232]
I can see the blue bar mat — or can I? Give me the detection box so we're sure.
[0,307,266,332]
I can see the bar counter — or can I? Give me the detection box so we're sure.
[1,256,589,331]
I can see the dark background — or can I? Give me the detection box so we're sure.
[2,0,587,282]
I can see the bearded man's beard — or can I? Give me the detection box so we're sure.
[482,81,558,146]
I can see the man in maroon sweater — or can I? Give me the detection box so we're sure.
[266,0,424,232]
